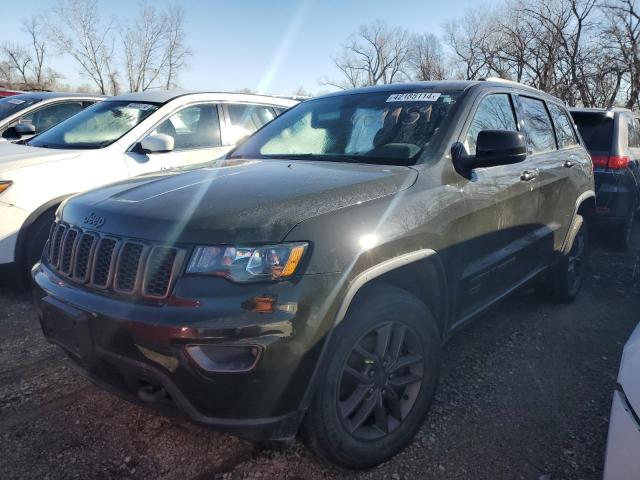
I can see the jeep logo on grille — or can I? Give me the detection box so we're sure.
[83,212,106,229]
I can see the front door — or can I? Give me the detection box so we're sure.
[126,103,230,176]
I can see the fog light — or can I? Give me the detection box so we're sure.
[185,344,262,373]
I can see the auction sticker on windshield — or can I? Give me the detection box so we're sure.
[386,93,441,102]
[126,103,153,110]
[7,99,25,105]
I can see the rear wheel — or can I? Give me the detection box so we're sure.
[301,285,441,469]
[23,210,55,280]
[537,215,587,303]
[612,199,636,252]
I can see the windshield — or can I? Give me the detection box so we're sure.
[230,91,461,165]
[0,96,40,120]
[27,100,160,149]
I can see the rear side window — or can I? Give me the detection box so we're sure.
[465,93,518,155]
[627,117,640,148]
[520,97,556,154]
[548,103,579,148]
[570,112,613,152]
[226,104,276,144]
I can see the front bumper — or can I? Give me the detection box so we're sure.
[0,200,28,265]
[33,263,342,440]
[603,389,640,480]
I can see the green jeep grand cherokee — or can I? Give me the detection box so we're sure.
[33,80,594,468]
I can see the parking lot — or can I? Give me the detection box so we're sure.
[0,225,638,480]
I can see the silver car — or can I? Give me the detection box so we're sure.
[0,92,105,142]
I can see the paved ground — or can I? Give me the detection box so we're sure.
[1,225,638,480]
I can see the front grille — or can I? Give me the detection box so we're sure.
[144,247,178,298]
[60,229,79,274]
[73,233,97,281]
[45,221,183,300]
[115,242,145,293]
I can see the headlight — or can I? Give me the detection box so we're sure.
[0,181,12,195]
[186,242,308,282]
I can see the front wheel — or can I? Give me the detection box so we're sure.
[537,215,588,304]
[23,210,55,281]
[301,285,441,469]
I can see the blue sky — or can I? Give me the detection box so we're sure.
[0,0,485,95]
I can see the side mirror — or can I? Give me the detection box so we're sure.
[140,133,174,154]
[455,130,527,172]
[14,122,36,136]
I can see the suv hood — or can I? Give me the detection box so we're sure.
[0,142,80,172]
[62,158,417,244]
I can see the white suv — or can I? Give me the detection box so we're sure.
[0,90,298,277]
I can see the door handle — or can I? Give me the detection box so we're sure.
[563,160,575,168]
[520,169,538,181]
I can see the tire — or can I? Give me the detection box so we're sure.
[23,210,55,280]
[301,285,441,469]
[537,215,588,304]
[612,200,636,252]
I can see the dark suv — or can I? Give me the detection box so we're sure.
[33,80,594,468]
[570,108,640,250]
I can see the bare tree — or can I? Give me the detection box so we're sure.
[409,33,447,80]
[47,0,118,94]
[122,2,167,92]
[121,2,190,92]
[162,5,191,89]
[325,20,411,89]
[444,9,496,80]
[602,0,640,108]
[1,43,32,85]
[22,15,47,86]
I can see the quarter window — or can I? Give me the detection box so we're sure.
[152,104,221,150]
[465,94,518,155]
[548,103,579,148]
[627,117,640,148]
[520,97,557,154]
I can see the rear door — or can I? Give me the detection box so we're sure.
[532,100,585,248]
[125,103,229,175]
[221,103,278,146]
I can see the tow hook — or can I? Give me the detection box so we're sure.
[137,383,167,403]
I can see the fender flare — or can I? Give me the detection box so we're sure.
[14,195,71,266]
[562,190,595,254]
[295,248,443,420]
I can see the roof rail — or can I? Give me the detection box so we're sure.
[480,77,532,88]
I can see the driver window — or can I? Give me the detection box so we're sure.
[152,104,221,150]
[465,94,518,155]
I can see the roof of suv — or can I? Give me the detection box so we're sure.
[319,79,563,103]
[109,90,299,106]
[6,92,106,101]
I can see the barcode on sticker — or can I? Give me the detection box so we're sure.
[126,103,152,110]
[386,93,441,102]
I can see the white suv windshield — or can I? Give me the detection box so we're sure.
[230,91,461,165]
[28,100,159,149]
